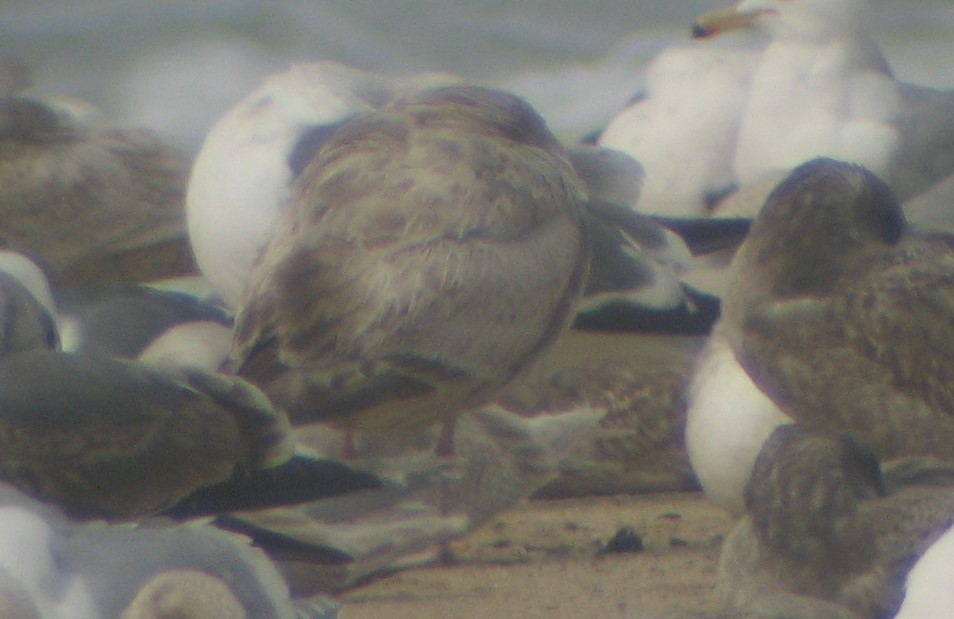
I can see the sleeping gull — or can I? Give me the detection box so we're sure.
[693,0,902,188]
[190,61,714,336]
[0,93,193,285]
[690,158,954,514]
[0,348,380,519]
[719,424,954,619]
[230,85,588,456]
[598,43,758,217]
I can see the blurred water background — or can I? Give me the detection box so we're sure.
[0,0,951,152]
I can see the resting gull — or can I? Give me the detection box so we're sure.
[689,158,954,513]
[0,93,193,285]
[598,44,758,217]
[0,483,304,619]
[230,85,588,460]
[719,424,954,619]
[693,0,901,188]
[0,348,381,520]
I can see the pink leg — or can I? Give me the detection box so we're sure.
[435,415,457,459]
[341,427,357,460]
[435,415,458,564]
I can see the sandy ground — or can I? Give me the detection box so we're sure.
[337,491,734,619]
[255,329,732,619]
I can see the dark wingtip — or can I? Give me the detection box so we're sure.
[691,23,711,39]
[573,286,721,335]
[162,455,381,519]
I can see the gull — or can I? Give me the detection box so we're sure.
[229,85,588,447]
[719,424,954,619]
[722,158,954,459]
[0,348,380,520]
[189,62,712,335]
[686,325,793,515]
[0,93,193,285]
[598,43,758,217]
[690,158,954,514]
[693,0,902,189]
[187,61,456,310]
[0,483,303,619]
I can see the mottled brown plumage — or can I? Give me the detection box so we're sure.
[719,424,954,619]
[0,350,292,519]
[0,96,193,285]
[721,158,954,461]
[231,85,589,432]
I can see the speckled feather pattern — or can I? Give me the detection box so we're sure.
[721,159,954,460]
[720,425,954,619]
[232,86,589,431]
[0,97,192,285]
[0,351,279,519]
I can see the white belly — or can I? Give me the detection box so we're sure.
[686,332,793,515]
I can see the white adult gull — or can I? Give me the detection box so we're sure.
[0,483,303,619]
[598,43,758,217]
[693,0,901,190]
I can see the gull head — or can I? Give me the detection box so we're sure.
[693,0,873,41]
[725,158,902,311]
[745,424,885,568]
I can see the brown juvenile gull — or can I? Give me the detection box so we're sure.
[687,157,954,515]
[717,157,954,463]
[230,85,589,446]
[0,94,193,285]
[718,423,954,619]
[0,349,377,520]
